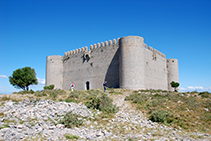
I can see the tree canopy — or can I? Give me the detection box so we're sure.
[170,81,180,92]
[9,67,38,91]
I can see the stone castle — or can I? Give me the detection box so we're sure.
[46,36,179,91]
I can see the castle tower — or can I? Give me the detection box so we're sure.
[119,36,145,90]
[167,59,179,91]
[46,55,63,89]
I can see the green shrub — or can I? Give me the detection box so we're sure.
[50,92,57,99]
[65,134,79,139]
[15,89,35,94]
[65,98,75,103]
[34,89,66,100]
[29,89,35,94]
[43,84,54,90]
[13,90,30,94]
[68,91,80,99]
[34,91,47,97]
[147,99,164,107]
[86,93,119,114]
[58,111,83,128]
[149,109,174,123]
[199,91,210,98]
[0,96,11,101]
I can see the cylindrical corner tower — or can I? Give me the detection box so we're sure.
[167,59,179,91]
[46,55,63,89]
[119,36,145,90]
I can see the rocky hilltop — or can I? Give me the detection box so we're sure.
[0,89,210,140]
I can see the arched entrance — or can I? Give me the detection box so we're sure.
[86,81,90,90]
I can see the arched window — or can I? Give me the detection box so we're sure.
[86,81,90,90]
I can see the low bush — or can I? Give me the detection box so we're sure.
[149,109,174,123]
[86,93,119,114]
[34,89,66,101]
[147,99,164,107]
[65,134,79,140]
[65,98,75,103]
[13,90,34,94]
[29,89,35,94]
[58,111,83,128]
[68,91,80,99]
[34,91,47,97]
[0,96,11,101]
[43,84,54,90]
[199,91,211,98]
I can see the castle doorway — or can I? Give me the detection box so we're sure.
[86,81,90,90]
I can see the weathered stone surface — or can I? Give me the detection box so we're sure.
[47,36,179,92]
[0,97,210,141]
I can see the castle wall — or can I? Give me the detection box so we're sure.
[144,47,168,90]
[119,36,145,90]
[62,41,119,90]
[46,35,179,92]
[46,55,63,89]
[167,59,179,91]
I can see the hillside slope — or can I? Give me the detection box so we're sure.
[0,89,210,140]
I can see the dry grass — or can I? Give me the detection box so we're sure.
[1,88,211,136]
[125,90,211,134]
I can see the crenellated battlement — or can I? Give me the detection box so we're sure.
[64,36,165,58]
[147,46,166,58]
[64,38,120,56]
[46,35,179,92]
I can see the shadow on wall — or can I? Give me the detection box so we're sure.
[104,49,119,88]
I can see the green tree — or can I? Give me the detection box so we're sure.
[170,81,180,92]
[9,67,38,91]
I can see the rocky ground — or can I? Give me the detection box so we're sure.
[0,92,210,141]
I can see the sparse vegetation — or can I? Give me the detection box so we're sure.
[125,90,211,133]
[13,89,34,94]
[149,109,174,123]
[86,93,119,114]
[34,89,66,101]
[199,91,211,98]
[43,84,54,90]
[0,96,11,101]
[58,111,84,128]
[1,88,211,136]
[125,93,149,104]
[64,134,79,140]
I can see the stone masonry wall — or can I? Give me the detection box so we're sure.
[62,41,119,90]
[46,35,179,91]
[167,59,179,91]
[144,47,168,90]
[119,36,146,90]
[46,55,63,89]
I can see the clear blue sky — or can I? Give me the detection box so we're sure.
[0,0,211,94]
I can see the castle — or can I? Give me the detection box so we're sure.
[46,36,179,91]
